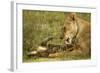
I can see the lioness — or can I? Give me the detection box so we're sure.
[60,13,91,57]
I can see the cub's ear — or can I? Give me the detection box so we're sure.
[69,13,77,21]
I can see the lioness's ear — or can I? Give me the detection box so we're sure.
[70,13,77,21]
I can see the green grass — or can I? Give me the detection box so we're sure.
[24,55,90,63]
[23,10,91,62]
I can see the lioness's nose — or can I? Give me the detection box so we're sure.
[66,38,70,43]
[64,37,72,45]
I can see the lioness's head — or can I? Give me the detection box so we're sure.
[60,13,78,45]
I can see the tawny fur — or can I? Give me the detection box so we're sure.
[61,13,91,56]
